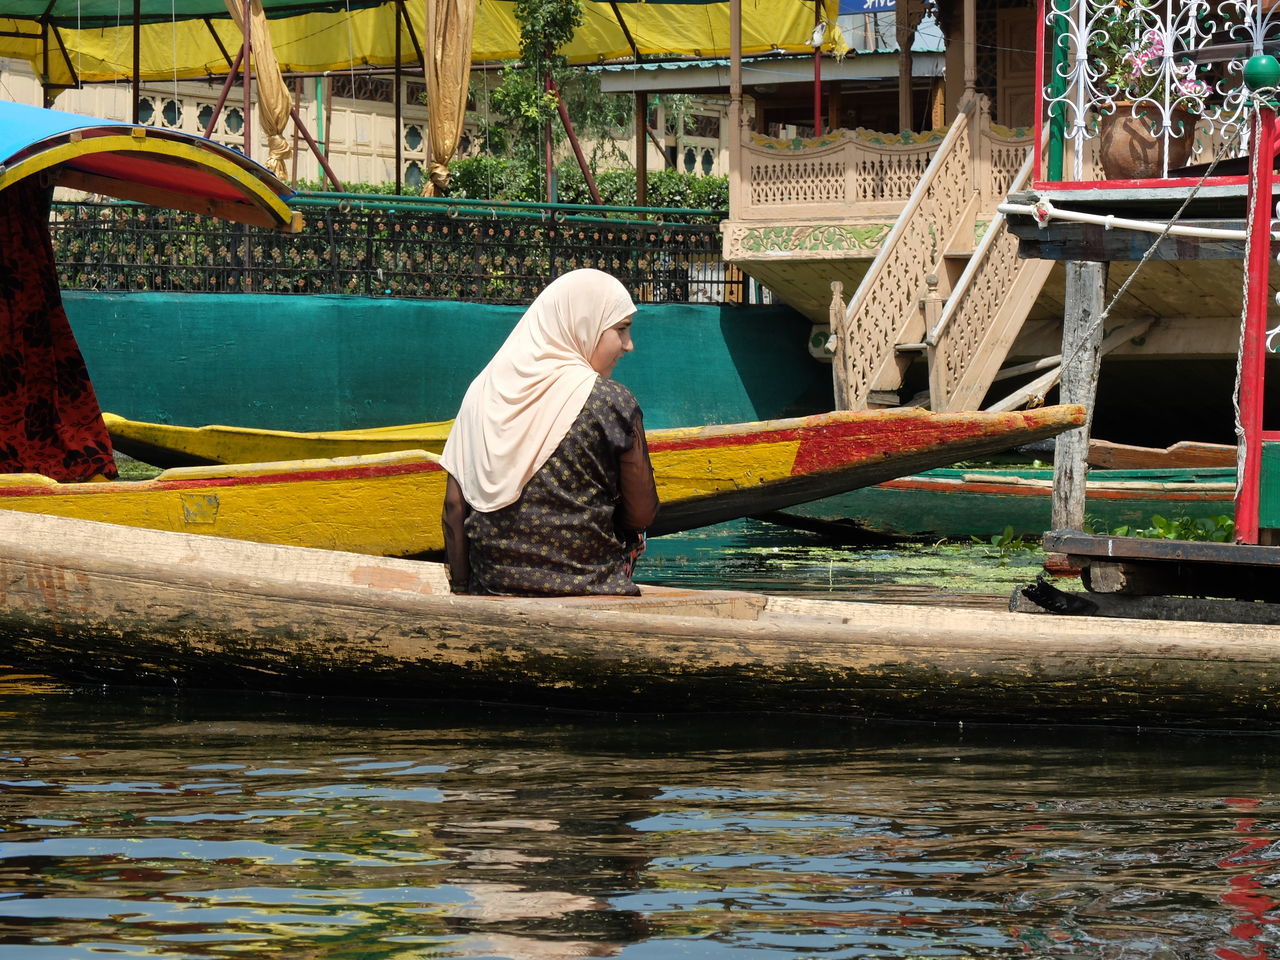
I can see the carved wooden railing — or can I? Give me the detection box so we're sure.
[830,97,971,408]
[735,126,952,221]
[926,134,1054,412]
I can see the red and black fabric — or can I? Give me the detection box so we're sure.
[0,178,116,481]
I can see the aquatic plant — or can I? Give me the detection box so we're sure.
[972,524,1035,563]
[1091,513,1235,542]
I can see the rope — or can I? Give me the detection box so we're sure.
[1230,94,1279,492]
[1038,119,1248,408]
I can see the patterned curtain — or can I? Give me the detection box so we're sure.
[0,179,117,481]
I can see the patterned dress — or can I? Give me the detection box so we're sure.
[466,378,647,596]
[0,179,117,480]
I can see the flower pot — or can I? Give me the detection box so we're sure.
[1098,103,1198,180]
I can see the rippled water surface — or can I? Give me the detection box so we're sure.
[2,523,1277,959]
[3,692,1280,960]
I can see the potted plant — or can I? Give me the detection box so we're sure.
[1091,1,1212,179]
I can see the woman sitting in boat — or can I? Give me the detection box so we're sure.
[440,269,659,596]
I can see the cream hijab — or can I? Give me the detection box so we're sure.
[440,269,637,512]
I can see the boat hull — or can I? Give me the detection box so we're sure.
[4,508,1280,728]
[782,466,1235,538]
[103,412,454,467]
[0,406,1085,556]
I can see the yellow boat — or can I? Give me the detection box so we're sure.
[0,406,1084,557]
[104,412,454,467]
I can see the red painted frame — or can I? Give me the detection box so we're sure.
[1030,0,1251,191]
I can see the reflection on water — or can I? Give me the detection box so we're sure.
[1,693,1278,959]
[1,521,1275,958]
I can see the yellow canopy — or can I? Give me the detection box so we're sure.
[4,0,836,88]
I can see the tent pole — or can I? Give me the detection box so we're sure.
[549,77,602,204]
[291,78,302,185]
[290,103,345,191]
[40,18,51,107]
[242,0,253,161]
[545,73,554,202]
[635,92,647,207]
[729,0,743,212]
[132,0,141,123]
[395,0,404,195]
[204,46,245,138]
[813,1,822,136]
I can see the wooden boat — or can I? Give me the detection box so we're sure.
[103,413,454,467]
[1,405,1085,557]
[1087,438,1235,470]
[6,507,1280,729]
[779,464,1235,539]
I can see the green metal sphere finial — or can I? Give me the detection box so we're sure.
[1245,54,1280,94]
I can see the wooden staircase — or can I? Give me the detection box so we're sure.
[831,95,1051,412]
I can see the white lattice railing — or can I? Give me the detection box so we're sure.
[737,117,1031,222]
[831,96,1023,409]
[927,138,1053,412]
[737,126,949,219]
[1041,0,1276,181]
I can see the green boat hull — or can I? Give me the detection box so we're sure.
[780,466,1237,538]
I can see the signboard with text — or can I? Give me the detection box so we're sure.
[839,0,895,12]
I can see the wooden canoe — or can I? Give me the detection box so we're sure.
[5,507,1280,729]
[0,405,1084,557]
[1088,438,1236,470]
[103,412,455,467]
[779,464,1235,539]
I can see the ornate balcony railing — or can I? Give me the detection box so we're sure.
[1037,0,1276,185]
[49,197,744,306]
[730,113,1032,226]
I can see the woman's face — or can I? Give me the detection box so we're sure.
[589,316,635,377]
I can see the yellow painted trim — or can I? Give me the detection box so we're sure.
[0,437,801,557]
[0,135,293,229]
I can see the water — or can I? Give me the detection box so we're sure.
[2,694,1279,959]
[641,519,1042,606]
[2,522,1276,959]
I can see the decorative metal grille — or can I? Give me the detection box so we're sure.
[49,202,742,306]
[1043,0,1277,179]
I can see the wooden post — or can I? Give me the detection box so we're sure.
[963,0,977,97]
[829,280,848,408]
[812,0,822,136]
[1051,260,1107,533]
[729,0,743,212]
[896,18,913,133]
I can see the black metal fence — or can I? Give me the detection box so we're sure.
[50,199,745,305]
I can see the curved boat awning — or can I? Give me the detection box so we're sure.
[0,100,300,231]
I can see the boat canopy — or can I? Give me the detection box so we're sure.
[0,100,298,231]
[0,0,834,86]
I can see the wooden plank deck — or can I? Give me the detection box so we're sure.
[1043,530,1280,603]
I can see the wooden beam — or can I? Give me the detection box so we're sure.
[1008,217,1249,262]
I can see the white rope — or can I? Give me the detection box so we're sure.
[1045,122,1246,393]
[996,200,1256,240]
[1232,112,1267,493]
